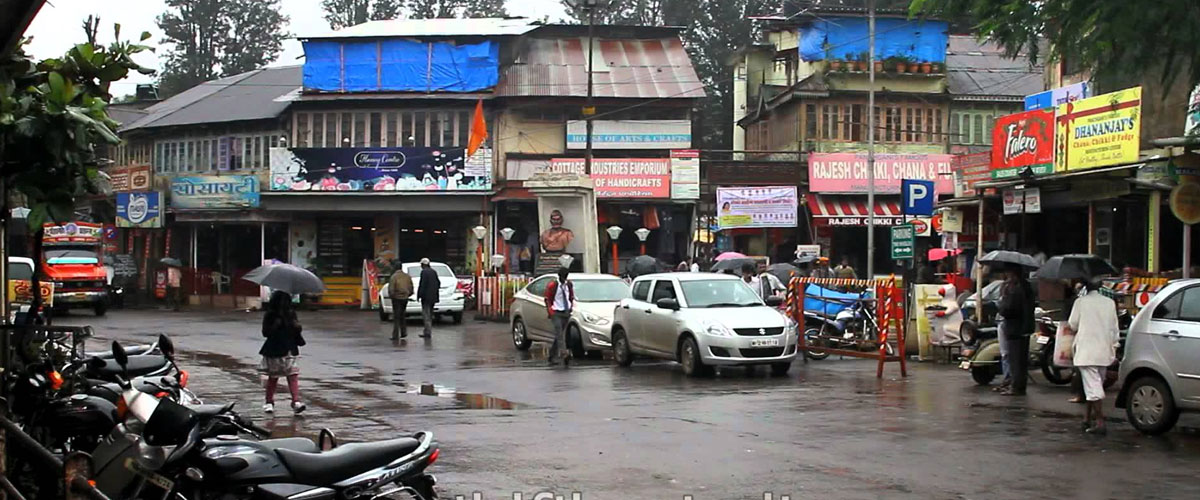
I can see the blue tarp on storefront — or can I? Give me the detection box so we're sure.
[798,17,948,63]
[302,39,500,92]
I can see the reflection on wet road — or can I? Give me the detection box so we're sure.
[63,309,1200,499]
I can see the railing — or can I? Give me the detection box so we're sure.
[476,275,530,321]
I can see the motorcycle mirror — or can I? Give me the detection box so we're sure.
[87,356,105,371]
[112,341,128,369]
[158,334,175,360]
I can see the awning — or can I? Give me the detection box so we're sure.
[807,195,908,226]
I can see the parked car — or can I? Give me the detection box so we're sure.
[1117,279,1200,435]
[611,273,798,377]
[378,261,465,324]
[509,273,630,358]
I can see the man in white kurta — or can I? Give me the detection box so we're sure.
[1067,286,1120,434]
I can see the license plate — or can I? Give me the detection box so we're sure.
[749,338,780,348]
[959,360,971,369]
[73,292,87,299]
[125,458,174,491]
[1036,335,1050,344]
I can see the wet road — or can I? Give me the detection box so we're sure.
[60,309,1200,500]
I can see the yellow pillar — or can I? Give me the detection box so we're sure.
[1148,191,1162,273]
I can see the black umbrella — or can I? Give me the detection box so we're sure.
[625,255,664,278]
[978,250,1039,269]
[710,257,756,273]
[765,263,801,284]
[793,254,818,264]
[1035,254,1118,280]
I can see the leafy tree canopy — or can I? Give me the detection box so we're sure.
[157,0,288,96]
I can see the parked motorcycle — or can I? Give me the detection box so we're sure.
[803,296,894,360]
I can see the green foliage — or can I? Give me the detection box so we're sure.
[156,0,289,96]
[910,0,1200,88]
[403,0,508,19]
[321,0,405,29]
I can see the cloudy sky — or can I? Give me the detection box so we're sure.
[23,0,569,95]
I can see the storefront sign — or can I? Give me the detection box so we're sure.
[1054,87,1142,173]
[670,150,701,200]
[1170,179,1200,225]
[890,225,914,260]
[952,152,991,197]
[716,186,798,229]
[991,109,1055,179]
[269,147,491,191]
[1025,81,1089,111]
[823,216,907,226]
[549,158,671,198]
[941,209,964,233]
[171,175,260,209]
[116,192,163,228]
[909,217,932,237]
[1002,187,1041,214]
[43,222,102,243]
[566,120,692,150]
[1023,187,1042,213]
[8,280,53,306]
[107,165,153,192]
[809,153,955,194]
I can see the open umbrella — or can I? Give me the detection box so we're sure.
[160,257,183,267]
[928,248,962,262]
[793,254,818,265]
[1034,254,1118,280]
[626,255,664,278]
[765,263,801,284]
[715,251,747,261]
[710,257,756,273]
[242,263,326,295]
[978,250,1039,269]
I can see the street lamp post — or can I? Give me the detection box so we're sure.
[635,227,651,256]
[499,227,516,276]
[472,225,488,277]
[606,226,623,275]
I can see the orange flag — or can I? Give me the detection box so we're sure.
[467,99,487,157]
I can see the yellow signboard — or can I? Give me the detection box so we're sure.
[7,280,54,306]
[1054,87,1142,172]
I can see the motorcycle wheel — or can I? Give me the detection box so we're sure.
[803,327,829,360]
[971,364,997,385]
[1040,341,1072,385]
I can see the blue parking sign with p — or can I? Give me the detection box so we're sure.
[901,179,935,216]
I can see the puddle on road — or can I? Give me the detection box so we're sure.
[404,383,526,410]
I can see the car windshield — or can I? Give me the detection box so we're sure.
[574,280,631,302]
[45,247,98,265]
[407,264,455,280]
[7,262,33,280]
[680,280,763,308]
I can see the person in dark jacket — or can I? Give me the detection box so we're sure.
[388,265,415,340]
[416,258,441,338]
[259,290,306,414]
[997,264,1035,396]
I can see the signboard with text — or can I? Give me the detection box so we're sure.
[43,222,102,244]
[670,150,700,200]
[269,147,491,191]
[991,108,1055,179]
[809,153,955,194]
[952,152,991,197]
[1025,81,1089,111]
[566,120,692,150]
[171,175,260,210]
[549,158,671,198]
[716,186,798,229]
[107,165,153,192]
[890,225,914,259]
[116,192,163,228]
[1054,87,1142,173]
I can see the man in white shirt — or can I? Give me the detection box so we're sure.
[1065,280,1120,434]
[542,267,576,367]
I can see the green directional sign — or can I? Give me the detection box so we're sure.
[891,224,915,260]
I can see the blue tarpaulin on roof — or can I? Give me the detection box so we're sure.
[798,17,948,63]
[302,39,500,92]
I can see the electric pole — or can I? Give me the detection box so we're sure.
[866,0,877,279]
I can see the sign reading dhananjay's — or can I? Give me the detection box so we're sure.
[171,175,260,210]
[1054,87,1142,172]
[566,120,692,150]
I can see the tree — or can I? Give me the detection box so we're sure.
[321,0,405,29]
[909,0,1200,88]
[157,0,288,96]
[406,0,464,19]
[462,0,508,18]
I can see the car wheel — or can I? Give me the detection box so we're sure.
[770,361,791,376]
[451,312,463,324]
[679,336,712,377]
[512,318,532,351]
[1125,376,1180,435]
[971,364,997,385]
[612,329,633,367]
[803,327,829,360]
[379,308,389,322]
[568,325,587,359]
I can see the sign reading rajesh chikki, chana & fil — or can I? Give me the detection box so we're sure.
[1054,87,1142,172]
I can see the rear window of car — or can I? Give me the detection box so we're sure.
[407,264,455,279]
[631,280,651,302]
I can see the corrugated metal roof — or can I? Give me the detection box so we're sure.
[121,66,300,132]
[946,35,1045,99]
[304,17,538,39]
[497,37,705,99]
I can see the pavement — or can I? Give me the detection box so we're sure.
[56,308,1200,500]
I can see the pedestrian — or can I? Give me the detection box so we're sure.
[416,258,440,339]
[997,264,1035,396]
[1066,278,1120,434]
[543,267,575,366]
[259,290,306,415]
[756,263,785,300]
[388,264,415,340]
[741,262,762,297]
[166,264,183,311]
[834,257,857,279]
[811,257,835,279]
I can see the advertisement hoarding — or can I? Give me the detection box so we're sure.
[716,186,798,229]
[549,158,671,199]
[107,165,153,192]
[670,150,700,200]
[269,147,491,191]
[952,152,991,197]
[1054,87,1142,173]
[116,192,163,228]
[991,108,1055,179]
[1025,81,1090,111]
[566,120,692,150]
[809,153,955,194]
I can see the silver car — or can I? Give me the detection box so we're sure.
[1117,279,1200,434]
[510,273,630,358]
[611,273,798,377]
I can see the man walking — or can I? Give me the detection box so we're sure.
[543,267,576,367]
[388,264,414,340]
[416,258,440,339]
[997,264,1035,396]
[166,264,183,311]
[1066,279,1120,434]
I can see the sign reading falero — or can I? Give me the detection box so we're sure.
[269,147,491,191]
[808,153,955,194]
[990,108,1055,179]
[1054,86,1142,172]
[549,158,671,199]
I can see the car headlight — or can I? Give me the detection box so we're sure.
[579,311,610,326]
[785,317,799,335]
[701,320,734,337]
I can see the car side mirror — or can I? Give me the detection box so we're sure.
[765,296,784,307]
[158,334,175,361]
[111,340,128,369]
[655,298,680,311]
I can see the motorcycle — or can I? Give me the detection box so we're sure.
[93,340,440,500]
[803,296,894,360]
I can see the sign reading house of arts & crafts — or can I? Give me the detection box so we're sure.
[1054,87,1142,173]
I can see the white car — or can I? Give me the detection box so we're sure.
[611,273,799,377]
[378,262,464,324]
[509,273,631,358]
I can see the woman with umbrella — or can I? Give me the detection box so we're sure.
[260,290,307,415]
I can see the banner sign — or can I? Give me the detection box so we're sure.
[716,186,798,229]
[270,147,491,191]
[670,150,701,200]
[952,152,991,197]
[43,222,102,244]
[8,280,53,306]
[549,158,671,198]
[171,175,260,209]
[107,165,153,192]
[1054,86,1142,173]
[567,120,692,150]
[809,153,955,194]
[1025,81,1089,111]
[991,108,1055,179]
[116,192,163,228]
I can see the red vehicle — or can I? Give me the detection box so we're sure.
[42,222,109,316]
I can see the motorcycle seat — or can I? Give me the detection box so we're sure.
[192,402,236,418]
[89,355,169,378]
[274,437,422,486]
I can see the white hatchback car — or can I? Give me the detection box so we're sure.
[611,273,798,376]
[378,262,464,324]
[1117,279,1200,434]
[509,273,630,358]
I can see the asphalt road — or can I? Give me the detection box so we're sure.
[57,308,1200,500]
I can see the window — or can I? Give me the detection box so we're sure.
[326,113,338,147]
[252,136,263,170]
[414,111,427,146]
[1154,292,1183,319]
[340,113,352,146]
[651,280,677,302]
[632,280,651,302]
[527,277,551,297]
[296,113,310,147]
[370,112,382,147]
[312,115,324,148]
[386,112,399,147]
[353,112,366,147]
[679,280,761,308]
[805,104,817,142]
[575,280,632,302]
[1179,288,1200,321]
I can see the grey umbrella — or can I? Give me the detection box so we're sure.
[978,250,1040,269]
[1034,254,1118,280]
[242,263,326,295]
[710,257,756,273]
[766,263,801,284]
[160,257,183,267]
[625,255,664,278]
